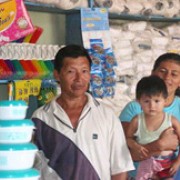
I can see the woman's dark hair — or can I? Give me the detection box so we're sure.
[152,52,180,71]
[54,44,92,72]
[136,75,168,100]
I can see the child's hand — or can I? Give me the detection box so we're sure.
[129,142,149,161]
[135,145,149,160]
[140,146,149,158]
[169,159,180,176]
[159,127,179,151]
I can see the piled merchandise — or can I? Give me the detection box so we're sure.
[0,100,40,180]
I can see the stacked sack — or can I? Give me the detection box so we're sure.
[0,100,40,180]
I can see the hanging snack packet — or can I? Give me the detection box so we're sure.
[90,71,103,88]
[37,80,58,107]
[104,48,117,68]
[90,39,104,54]
[103,86,115,98]
[0,0,34,45]
[92,87,104,98]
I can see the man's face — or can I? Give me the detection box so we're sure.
[54,56,91,98]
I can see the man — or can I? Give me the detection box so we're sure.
[32,44,134,180]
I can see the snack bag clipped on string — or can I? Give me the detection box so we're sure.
[37,80,58,107]
[0,0,34,45]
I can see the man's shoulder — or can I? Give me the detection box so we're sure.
[32,100,53,118]
[87,93,113,110]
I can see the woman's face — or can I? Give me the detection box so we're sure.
[54,56,91,98]
[152,60,180,96]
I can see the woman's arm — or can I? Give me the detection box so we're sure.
[168,117,180,175]
[124,121,178,161]
[144,127,178,152]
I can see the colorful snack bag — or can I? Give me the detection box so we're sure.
[0,0,34,45]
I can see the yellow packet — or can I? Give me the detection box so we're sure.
[13,79,41,103]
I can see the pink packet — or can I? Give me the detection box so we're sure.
[0,0,34,45]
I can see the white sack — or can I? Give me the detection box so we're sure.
[55,0,87,10]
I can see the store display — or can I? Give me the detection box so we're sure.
[81,8,117,98]
[0,60,13,80]
[14,26,43,44]
[107,20,180,115]
[94,0,112,7]
[108,0,126,13]
[0,120,35,144]
[0,169,40,180]
[37,79,58,107]
[55,0,88,10]
[13,79,42,103]
[0,143,37,170]
[0,0,179,179]
[25,26,43,43]
[0,43,57,81]
[0,100,40,180]
[19,60,35,79]
[0,0,34,45]
[0,59,54,80]
[11,60,26,80]
[0,100,28,120]
[26,0,88,10]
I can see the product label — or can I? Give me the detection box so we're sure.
[0,0,34,45]
[0,0,16,32]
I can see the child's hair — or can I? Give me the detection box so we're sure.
[136,75,168,100]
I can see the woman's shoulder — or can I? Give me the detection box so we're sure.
[123,100,141,110]
[119,100,142,122]
[164,96,180,121]
[169,96,180,108]
[174,96,180,103]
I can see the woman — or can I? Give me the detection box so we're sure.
[119,52,180,178]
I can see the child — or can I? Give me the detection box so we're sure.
[126,75,180,180]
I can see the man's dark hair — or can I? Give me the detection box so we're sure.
[54,44,92,72]
[136,75,168,100]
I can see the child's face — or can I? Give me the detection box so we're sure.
[138,94,166,116]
